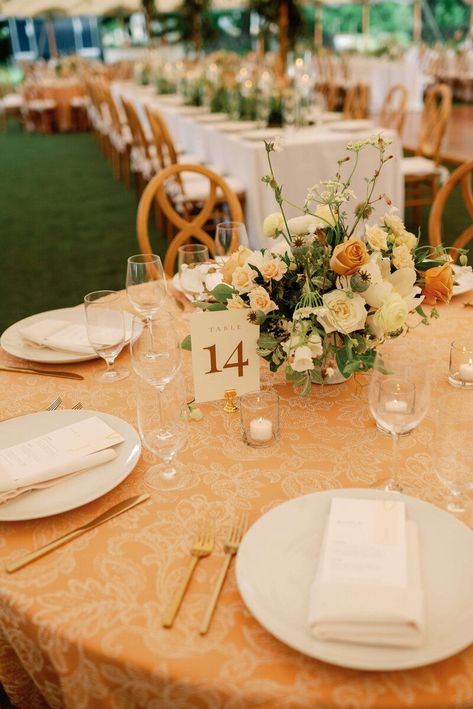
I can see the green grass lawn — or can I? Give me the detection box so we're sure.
[0,121,470,335]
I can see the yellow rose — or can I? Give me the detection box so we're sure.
[330,237,369,276]
[421,263,454,305]
[221,246,252,285]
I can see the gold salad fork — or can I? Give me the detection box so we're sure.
[0,396,62,422]
[199,512,248,635]
[71,402,83,410]
[162,521,214,628]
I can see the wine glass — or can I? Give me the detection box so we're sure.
[130,312,182,388]
[126,254,167,319]
[214,222,249,263]
[136,374,190,491]
[84,290,129,383]
[177,244,209,296]
[434,390,473,514]
[369,352,430,492]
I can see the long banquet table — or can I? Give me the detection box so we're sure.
[0,290,473,709]
[115,82,404,250]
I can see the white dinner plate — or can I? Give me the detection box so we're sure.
[452,264,473,296]
[327,119,375,132]
[240,128,285,141]
[0,410,141,521]
[195,112,229,123]
[236,488,473,671]
[216,120,259,133]
[1,307,134,364]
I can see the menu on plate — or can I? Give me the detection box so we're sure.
[0,416,124,492]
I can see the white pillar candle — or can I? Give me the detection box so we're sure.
[385,399,408,413]
[249,417,273,442]
[459,360,473,382]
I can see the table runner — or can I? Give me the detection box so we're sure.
[0,292,472,709]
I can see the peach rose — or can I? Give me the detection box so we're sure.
[421,263,454,305]
[330,237,369,276]
[221,246,252,284]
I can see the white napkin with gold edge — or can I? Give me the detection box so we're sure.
[308,502,425,648]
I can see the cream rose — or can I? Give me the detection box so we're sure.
[383,213,404,235]
[263,212,285,239]
[392,244,414,270]
[315,203,338,229]
[393,229,417,250]
[248,286,278,314]
[221,246,252,284]
[315,290,367,334]
[286,214,318,236]
[365,224,388,251]
[292,345,315,372]
[248,251,287,281]
[231,265,256,294]
[226,295,249,310]
[370,292,408,336]
[330,237,370,276]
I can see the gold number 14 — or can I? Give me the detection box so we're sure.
[204,341,249,377]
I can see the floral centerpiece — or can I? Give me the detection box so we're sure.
[191,136,457,395]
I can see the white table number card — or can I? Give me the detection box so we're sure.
[190,310,260,403]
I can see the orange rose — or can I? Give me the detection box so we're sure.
[329,237,369,276]
[421,263,454,305]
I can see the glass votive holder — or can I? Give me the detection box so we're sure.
[449,340,473,388]
[240,390,280,447]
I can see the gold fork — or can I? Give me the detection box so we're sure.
[71,402,83,410]
[162,521,214,629]
[199,512,248,635]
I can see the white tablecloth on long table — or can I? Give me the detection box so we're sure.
[348,56,427,113]
[116,83,404,250]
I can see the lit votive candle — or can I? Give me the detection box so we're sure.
[249,417,273,443]
[459,359,473,382]
[385,399,408,413]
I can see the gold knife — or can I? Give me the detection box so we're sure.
[0,366,84,381]
[5,493,150,573]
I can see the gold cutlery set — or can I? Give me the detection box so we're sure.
[162,512,249,635]
[0,365,84,380]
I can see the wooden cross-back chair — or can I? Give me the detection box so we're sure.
[101,83,131,188]
[121,97,156,193]
[402,83,452,222]
[137,163,244,276]
[343,83,370,119]
[378,84,408,136]
[428,160,473,260]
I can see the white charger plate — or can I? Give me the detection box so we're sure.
[452,264,473,296]
[1,307,134,364]
[236,488,473,671]
[0,410,141,521]
[327,119,375,132]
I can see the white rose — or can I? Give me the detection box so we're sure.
[231,265,256,294]
[315,203,338,229]
[248,286,278,314]
[383,213,405,235]
[393,229,418,250]
[371,292,408,336]
[263,212,284,239]
[392,244,414,270]
[286,214,318,235]
[365,224,388,251]
[226,295,249,310]
[292,345,315,372]
[315,290,367,335]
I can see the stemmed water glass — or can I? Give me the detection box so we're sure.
[214,222,249,263]
[136,373,190,491]
[130,312,182,388]
[369,352,430,492]
[177,244,209,296]
[84,290,129,383]
[434,390,473,514]
[126,254,167,319]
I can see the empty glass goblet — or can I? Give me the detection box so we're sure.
[126,254,167,319]
[136,374,190,491]
[84,290,129,383]
[177,244,209,297]
[130,312,182,388]
[434,390,473,513]
[214,222,249,263]
[369,352,430,492]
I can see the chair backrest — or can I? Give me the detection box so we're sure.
[428,160,473,258]
[137,163,244,276]
[144,104,177,170]
[343,83,369,119]
[121,97,151,158]
[379,84,408,136]
[100,82,123,135]
[417,83,452,164]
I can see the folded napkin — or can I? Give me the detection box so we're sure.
[308,498,425,648]
[20,319,96,354]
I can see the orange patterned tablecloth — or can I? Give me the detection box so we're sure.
[0,293,473,709]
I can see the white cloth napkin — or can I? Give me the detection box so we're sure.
[308,519,425,648]
[20,319,96,354]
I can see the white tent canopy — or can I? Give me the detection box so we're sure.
[1,0,243,16]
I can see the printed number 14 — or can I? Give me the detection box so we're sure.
[204,341,248,377]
